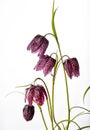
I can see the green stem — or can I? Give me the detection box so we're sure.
[52,0,70,129]
[38,105,48,130]
[34,78,52,121]
[51,54,61,130]
[51,63,56,130]
[51,76,55,130]
[54,117,61,130]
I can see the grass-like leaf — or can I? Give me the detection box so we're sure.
[52,0,58,38]
[70,106,90,113]
[55,119,81,130]
[71,112,85,120]
[83,86,90,102]
[77,126,90,130]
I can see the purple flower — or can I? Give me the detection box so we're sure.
[27,35,49,57]
[23,105,35,121]
[63,58,80,79]
[25,85,48,106]
[34,55,56,76]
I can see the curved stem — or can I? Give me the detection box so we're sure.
[34,78,52,120]
[52,0,70,129]
[38,105,48,130]
[44,33,55,38]
[57,55,70,65]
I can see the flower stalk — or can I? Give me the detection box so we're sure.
[38,105,48,130]
[51,64,56,130]
[34,78,52,120]
[51,0,70,129]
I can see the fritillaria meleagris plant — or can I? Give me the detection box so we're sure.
[16,0,90,130]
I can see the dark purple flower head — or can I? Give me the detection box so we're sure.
[23,105,35,121]
[27,35,49,57]
[63,58,80,79]
[34,55,56,76]
[25,85,48,106]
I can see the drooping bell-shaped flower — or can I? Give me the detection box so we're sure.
[25,85,48,106]
[27,34,49,57]
[63,57,80,79]
[34,55,56,76]
[23,104,35,121]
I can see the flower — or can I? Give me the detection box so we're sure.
[63,58,80,79]
[34,55,56,76]
[23,105,35,121]
[27,34,49,57]
[25,85,48,106]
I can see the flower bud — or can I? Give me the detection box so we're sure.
[23,105,35,121]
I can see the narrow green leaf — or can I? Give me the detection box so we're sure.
[52,8,57,36]
[15,83,31,88]
[83,86,90,102]
[70,106,90,113]
[55,119,81,130]
[72,112,84,120]
[72,112,90,121]
[5,91,24,97]
[51,0,58,38]
[77,126,90,130]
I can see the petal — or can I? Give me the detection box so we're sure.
[43,57,56,76]
[63,59,73,78]
[34,87,44,105]
[34,55,49,71]
[40,86,48,99]
[33,85,47,106]
[38,38,49,57]
[27,35,42,52]
[25,85,35,106]
[27,35,48,57]
[71,58,80,77]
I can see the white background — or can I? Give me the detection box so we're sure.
[0,0,90,129]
